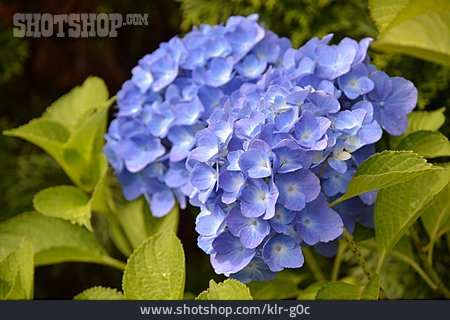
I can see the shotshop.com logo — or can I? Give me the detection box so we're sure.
[12,13,148,38]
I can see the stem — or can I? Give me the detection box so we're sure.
[331,241,347,281]
[342,229,387,299]
[317,161,328,178]
[410,227,450,299]
[302,247,327,282]
[100,256,127,270]
[376,252,386,274]
[342,229,372,279]
[426,242,435,268]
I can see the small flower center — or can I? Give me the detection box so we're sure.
[302,132,312,140]
[349,79,358,88]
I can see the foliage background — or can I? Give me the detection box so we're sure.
[0,0,449,299]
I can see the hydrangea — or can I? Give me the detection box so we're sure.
[104,15,291,217]
[186,33,417,282]
[105,15,418,282]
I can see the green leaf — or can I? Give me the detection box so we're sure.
[123,232,185,300]
[0,239,34,300]
[43,76,109,130]
[330,151,434,206]
[90,165,112,215]
[3,77,113,192]
[369,0,409,32]
[421,165,450,252]
[63,103,112,190]
[316,275,380,300]
[249,271,305,299]
[370,0,450,66]
[390,108,446,148]
[297,282,325,300]
[145,204,179,237]
[316,282,362,300]
[397,131,450,158]
[370,0,450,31]
[3,118,69,166]
[74,286,124,300]
[117,198,180,251]
[361,274,381,300]
[0,212,123,270]
[375,167,449,264]
[196,279,252,300]
[117,199,150,250]
[393,235,416,260]
[33,185,92,231]
[405,108,446,134]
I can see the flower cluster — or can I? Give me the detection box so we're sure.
[187,34,417,281]
[104,15,291,217]
[104,15,418,282]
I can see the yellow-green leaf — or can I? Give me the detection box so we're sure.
[375,167,448,264]
[74,286,124,300]
[369,0,409,32]
[315,275,380,300]
[421,164,450,256]
[0,239,34,300]
[297,282,325,300]
[0,212,123,270]
[361,274,381,300]
[315,282,362,300]
[43,76,109,130]
[330,151,434,206]
[370,0,450,66]
[3,77,113,192]
[196,279,252,300]
[397,131,450,158]
[123,232,185,300]
[145,203,179,237]
[33,185,92,231]
[390,108,446,148]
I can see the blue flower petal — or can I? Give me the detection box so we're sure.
[296,193,343,245]
[275,170,320,211]
[148,189,175,217]
[190,163,217,191]
[227,207,271,249]
[230,257,276,283]
[211,231,256,275]
[263,234,304,272]
[239,148,272,179]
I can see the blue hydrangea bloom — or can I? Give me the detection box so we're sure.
[184,32,417,282]
[104,15,292,217]
[106,17,418,282]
